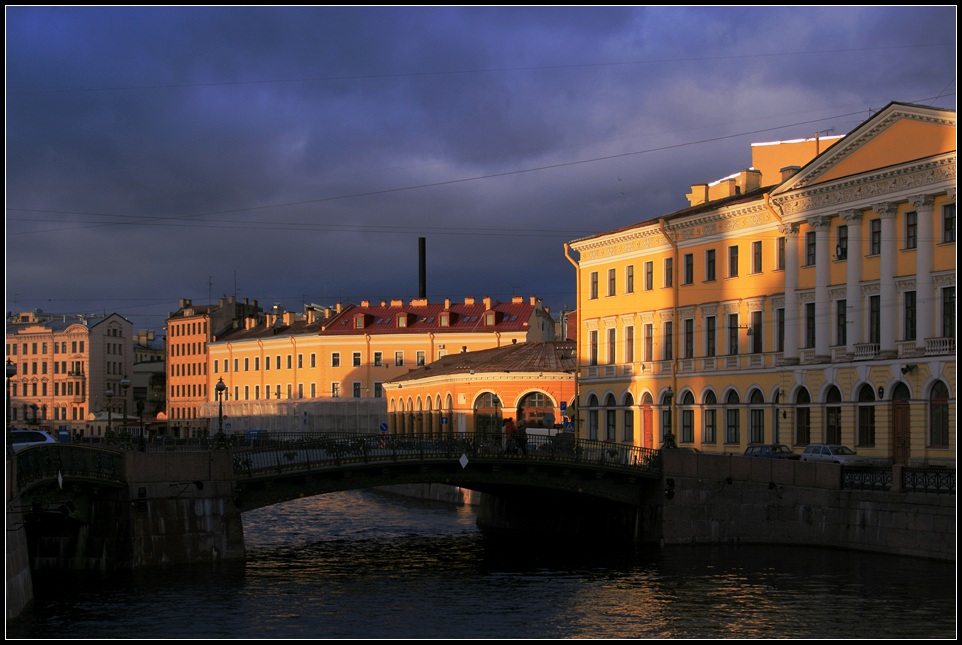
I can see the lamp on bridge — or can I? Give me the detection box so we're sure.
[216,378,228,440]
[6,358,16,448]
[120,375,131,440]
[662,386,677,449]
[105,386,115,439]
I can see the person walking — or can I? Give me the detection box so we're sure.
[503,417,518,454]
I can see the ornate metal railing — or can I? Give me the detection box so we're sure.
[841,465,893,491]
[14,445,124,493]
[230,431,662,480]
[902,467,956,494]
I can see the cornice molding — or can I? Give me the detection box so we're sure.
[771,155,955,218]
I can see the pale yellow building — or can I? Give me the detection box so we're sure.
[566,101,955,466]
[204,296,556,433]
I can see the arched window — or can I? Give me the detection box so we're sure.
[473,392,502,440]
[680,391,695,443]
[749,388,765,443]
[929,381,950,447]
[518,391,553,428]
[622,393,634,442]
[857,384,876,446]
[703,390,717,444]
[794,388,812,446]
[604,393,617,441]
[661,390,675,443]
[825,386,842,445]
[724,390,740,445]
[586,393,599,440]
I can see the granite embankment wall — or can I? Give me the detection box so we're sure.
[655,451,955,561]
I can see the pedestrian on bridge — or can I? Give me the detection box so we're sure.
[503,417,518,454]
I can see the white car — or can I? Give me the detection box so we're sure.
[11,429,58,452]
[799,444,865,465]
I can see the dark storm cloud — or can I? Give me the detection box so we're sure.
[5,6,956,329]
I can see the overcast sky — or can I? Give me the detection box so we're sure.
[6,6,956,333]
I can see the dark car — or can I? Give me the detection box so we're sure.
[744,444,799,459]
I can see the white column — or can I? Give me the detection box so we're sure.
[781,223,800,364]
[809,215,832,360]
[841,209,864,354]
[874,202,899,357]
[911,194,936,351]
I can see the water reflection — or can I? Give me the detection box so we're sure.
[7,489,956,639]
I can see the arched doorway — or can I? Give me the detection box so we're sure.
[473,392,502,442]
[891,382,911,465]
[517,391,554,429]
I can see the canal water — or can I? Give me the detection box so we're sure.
[7,489,956,639]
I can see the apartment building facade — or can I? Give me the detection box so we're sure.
[566,101,955,465]
[202,296,555,433]
[6,311,134,439]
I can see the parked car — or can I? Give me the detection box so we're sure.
[800,444,865,465]
[744,444,799,459]
[11,429,58,452]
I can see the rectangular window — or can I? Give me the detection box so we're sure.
[725,408,739,444]
[805,231,816,266]
[870,218,882,255]
[750,408,765,444]
[776,237,786,270]
[353,352,361,367]
[903,291,917,341]
[626,265,634,293]
[681,409,694,444]
[417,350,426,366]
[943,203,956,243]
[664,258,673,288]
[683,319,694,359]
[706,249,716,281]
[607,328,616,364]
[607,268,616,296]
[705,316,716,357]
[751,310,762,354]
[836,299,847,346]
[310,353,316,368]
[374,352,383,367]
[331,353,340,368]
[644,262,653,291]
[590,271,599,299]
[332,382,340,398]
[836,225,848,260]
[683,253,693,285]
[805,303,816,348]
[869,295,881,344]
[777,308,785,353]
[624,325,634,363]
[394,351,404,367]
[751,241,762,274]
[353,382,362,398]
[589,330,598,366]
[374,383,383,398]
[244,358,249,371]
[704,409,717,443]
[905,211,917,249]
[663,322,673,361]
[942,287,956,338]
[643,324,653,362]
[298,354,303,368]
[276,356,281,369]
[728,314,739,356]
[728,245,738,278]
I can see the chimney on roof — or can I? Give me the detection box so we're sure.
[483,296,492,309]
[780,166,801,181]
[444,298,451,309]
[419,237,426,299]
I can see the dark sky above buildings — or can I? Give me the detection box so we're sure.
[5,6,957,332]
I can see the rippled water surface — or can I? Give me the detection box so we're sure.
[7,489,956,639]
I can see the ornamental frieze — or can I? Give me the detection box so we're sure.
[772,157,955,217]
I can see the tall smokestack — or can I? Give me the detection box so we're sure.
[419,237,426,299]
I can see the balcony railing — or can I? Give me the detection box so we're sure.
[854,343,880,360]
[925,336,955,356]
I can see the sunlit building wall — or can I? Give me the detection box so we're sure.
[566,102,955,465]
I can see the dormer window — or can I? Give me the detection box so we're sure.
[397,313,408,328]
[485,311,496,326]
[440,312,450,327]
[354,314,365,329]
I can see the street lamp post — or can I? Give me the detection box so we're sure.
[6,358,17,448]
[120,375,131,437]
[216,377,227,442]
[106,386,114,440]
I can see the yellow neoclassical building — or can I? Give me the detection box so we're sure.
[566,101,955,466]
